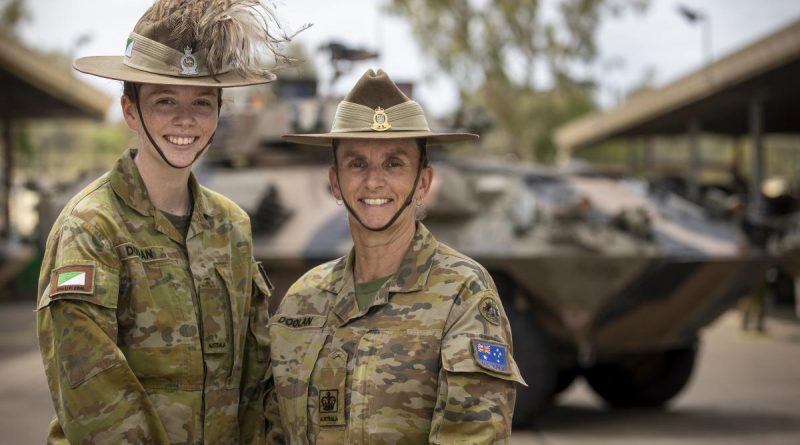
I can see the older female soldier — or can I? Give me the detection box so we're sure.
[267,69,526,444]
[35,1,293,443]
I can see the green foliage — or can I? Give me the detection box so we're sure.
[387,0,648,162]
[0,0,29,35]
[14,120,131,183]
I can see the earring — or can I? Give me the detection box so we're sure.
[335,198,343,206]
[414,199,422,207]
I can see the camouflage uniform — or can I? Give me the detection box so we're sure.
[36,149,273,444]
[267,223,525,444]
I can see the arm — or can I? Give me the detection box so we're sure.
[430,289,525,445]
[239,259,274,444]
[36,217,170,444]
[264,381,285,444]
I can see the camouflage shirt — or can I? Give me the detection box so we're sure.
[36,149,273,445]
[267,223,525,445]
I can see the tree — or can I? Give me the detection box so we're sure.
[0,0,30,36]
[387,0,648,162]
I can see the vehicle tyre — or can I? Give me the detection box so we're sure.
[553,366,579,396]
[507,305,557,427]
[584,344,698,408]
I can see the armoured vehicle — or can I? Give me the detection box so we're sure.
[36,59,766,426]
[198,71,766,426]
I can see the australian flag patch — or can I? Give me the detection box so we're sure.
[471,339,510,374]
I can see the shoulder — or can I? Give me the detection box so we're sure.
[278,258,341,313]
[431,242,495,295]
[286,258,340,296]
[199,185,250,224]
[53,173,117,238]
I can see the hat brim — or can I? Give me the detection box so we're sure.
[74,56,276,88]
[282,131,479,147]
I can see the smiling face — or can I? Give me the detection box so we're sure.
[330,138,432,232]
[122,84,220,169]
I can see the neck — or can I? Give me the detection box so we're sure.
[134,149,192,216]
[351,217,416,283]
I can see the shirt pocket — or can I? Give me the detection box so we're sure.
[361,329,441,438]
[268,314,327,439]
[121,253,202,389]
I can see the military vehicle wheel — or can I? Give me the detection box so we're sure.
[554,367,579,396]
[584,344,697,408]
[505,304,557,427]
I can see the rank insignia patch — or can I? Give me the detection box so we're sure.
[320,390,339,413]
[479,297,501,325]
[471,339,510,374]
[51,265,95,296]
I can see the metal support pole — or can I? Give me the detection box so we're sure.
[643,136,654,179]
[749,95,765,221]
[2,119,12,238]
[626,139,639,175]
[688,119,702,201]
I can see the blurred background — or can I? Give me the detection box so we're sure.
[1,0,800,443]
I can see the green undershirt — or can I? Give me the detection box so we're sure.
[163,211,192,241]
[354,275,393,310]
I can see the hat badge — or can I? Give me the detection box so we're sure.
[371,107,391,131]
[180,46,198,76]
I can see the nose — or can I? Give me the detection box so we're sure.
[173,104,196,126]
[364,164,385,189]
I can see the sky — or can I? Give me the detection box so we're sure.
[15,0,800,118]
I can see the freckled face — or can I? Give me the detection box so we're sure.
[330,138,431,231]
[123,84,219,169]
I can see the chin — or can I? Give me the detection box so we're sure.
[166,149,203,167]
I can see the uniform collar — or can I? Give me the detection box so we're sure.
[321,223,438,323]
[109,149,218,240]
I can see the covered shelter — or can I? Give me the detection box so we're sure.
[554,18,800,215]
[0,34,111,236]
[0,34,111,293]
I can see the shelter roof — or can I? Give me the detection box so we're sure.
[555,19,800,158]
[0,35,111,120]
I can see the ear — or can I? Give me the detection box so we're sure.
[416,166,433,201]
[328,166,342,200]
[121,95,139,131]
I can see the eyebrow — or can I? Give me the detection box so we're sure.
[384,147,414,158]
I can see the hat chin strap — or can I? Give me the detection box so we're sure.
[333,147,426,233]
[132,83,217,170]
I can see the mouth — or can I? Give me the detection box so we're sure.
[360,198,393,206]
[164,135,199,146]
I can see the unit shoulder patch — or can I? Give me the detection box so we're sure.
[51,265,95,296]
[471,338,510,374]
[478,296,501,325]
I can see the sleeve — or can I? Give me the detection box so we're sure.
[239,259,274,444]
[264,382,285,444]
[429,287,526,445]
[36,217,170,444]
